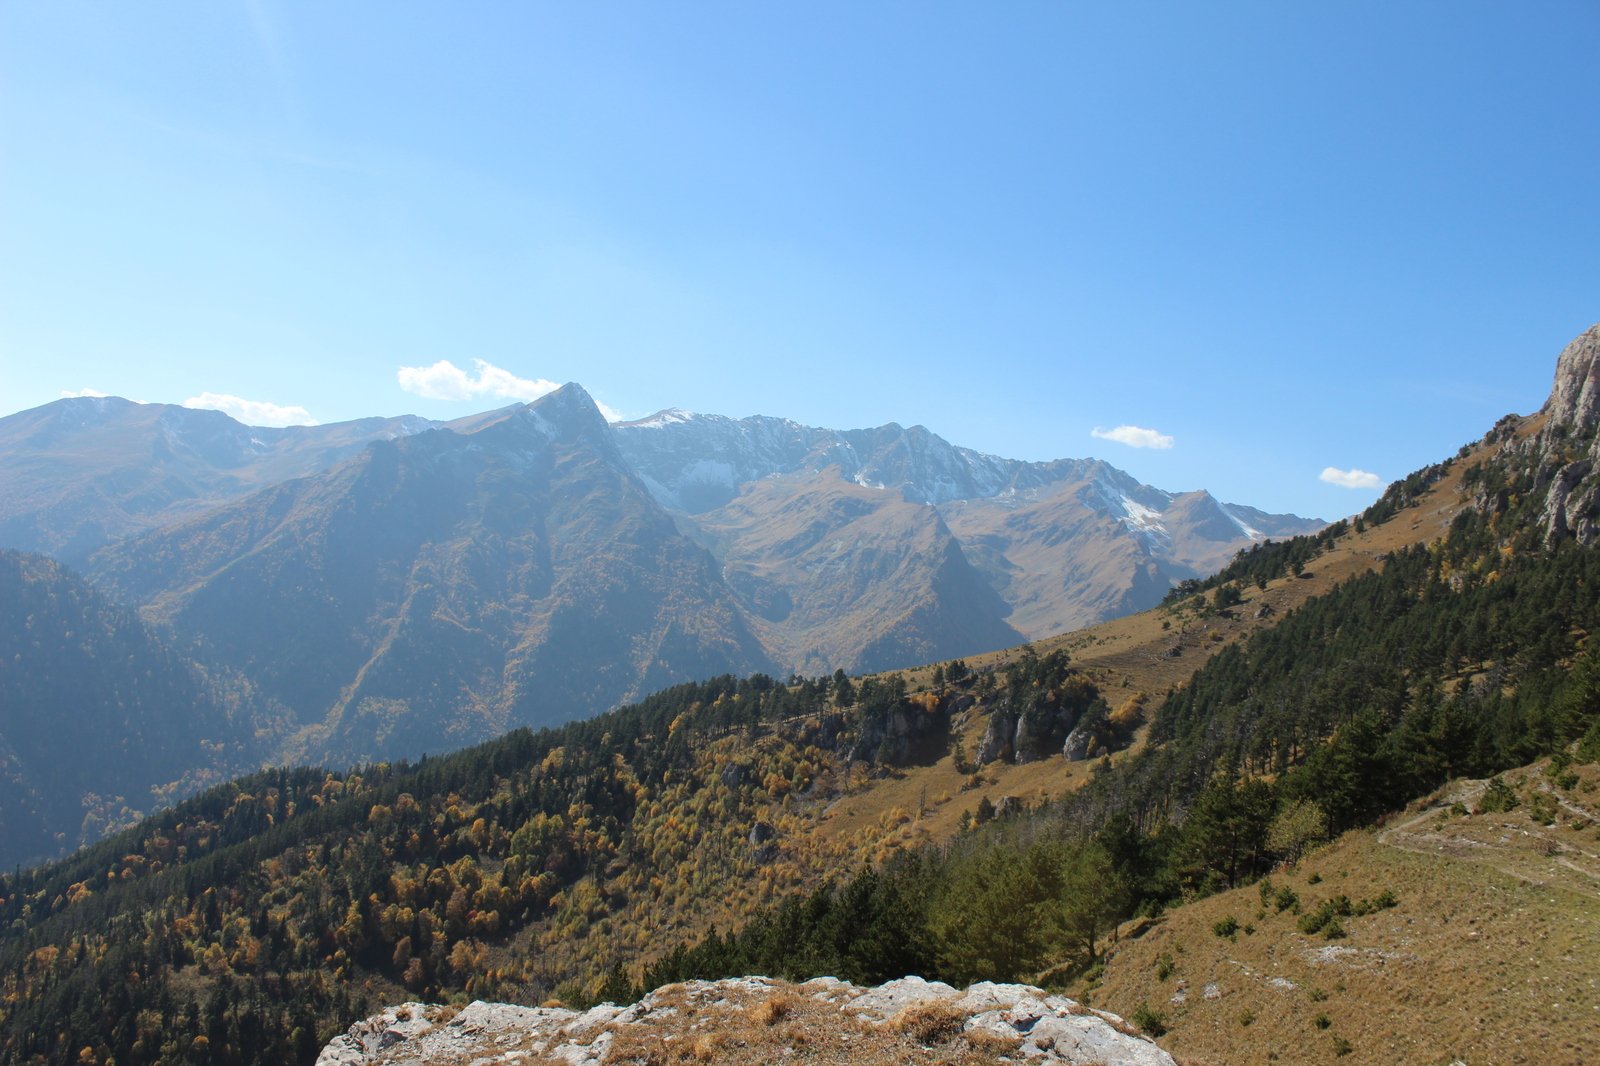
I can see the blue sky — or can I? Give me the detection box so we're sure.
[2,2,1596,519]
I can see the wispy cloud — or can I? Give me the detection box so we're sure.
[184,392,317,427]
[1091,424,1175,450]
[397,359,624,421]
[61,388,110,399]
[1319,466,1382,490]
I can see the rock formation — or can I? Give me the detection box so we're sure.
[318,976,1176,1066]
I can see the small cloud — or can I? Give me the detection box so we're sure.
[184,392,317,427]
[1091,424,1175,450]
[60,387,110,399]
[397,358,624,421]
[397,358,559,403]
[1319,466,1382,490]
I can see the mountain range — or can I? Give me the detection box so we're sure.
[1,387,1316,767]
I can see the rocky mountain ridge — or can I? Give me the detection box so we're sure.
[615,405,1322,639]
[318,976,1176,1066]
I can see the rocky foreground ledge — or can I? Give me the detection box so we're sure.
[317,975,1176,1065]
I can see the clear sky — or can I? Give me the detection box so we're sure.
[2,2,1596,519]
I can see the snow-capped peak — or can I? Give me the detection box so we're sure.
[625,408,697,429]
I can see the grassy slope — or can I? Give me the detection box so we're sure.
[1092,758,1600,1066]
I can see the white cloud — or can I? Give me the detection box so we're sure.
[1319,466,1382,490]
[397,358,624,422]
[183,392,317,427]
[60,387,110,399]
[1091,424,1175,450]
[397,358,559,403]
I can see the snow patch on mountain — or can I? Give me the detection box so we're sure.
[1221,504,1266,541]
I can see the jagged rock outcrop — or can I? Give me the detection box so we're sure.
[1547,323,1600,434]
[318,976,1177,1066]
[1534,324,1600,546]
[847,695,950,767]
[1480,323,1600,548]
[1062,720,1097,761]
[976,704,1017,764]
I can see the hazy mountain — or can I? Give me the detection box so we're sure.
[614,409,1106,512]
[690,467,1023,675]
[0,550,248,869]
[86,386,775,765]
[0,396,438,563]
[616,410,1323,638]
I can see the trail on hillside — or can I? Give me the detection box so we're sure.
[1376,773,1600,901]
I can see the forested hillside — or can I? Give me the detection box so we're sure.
[0,551,251,869]
[0,648,1124,1063]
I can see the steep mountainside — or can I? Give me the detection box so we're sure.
[0,397,438,562]
[88,386,775,766]
[616,409,1321,639]
[0,551,248,869]
[690,468,1023,674]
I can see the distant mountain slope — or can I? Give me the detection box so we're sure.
[618,411,1322,639]
[692,467,1023,674]
[0,550,247,868]
[87,386,775,765]
[614,409,1095,511]
[0,397,438,562]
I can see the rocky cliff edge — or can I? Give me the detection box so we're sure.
[317,975,1177,1065]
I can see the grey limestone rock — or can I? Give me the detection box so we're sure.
[319,976,1178,1066]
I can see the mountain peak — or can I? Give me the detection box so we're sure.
[514,382,612,444]
[623,407,698,429]
[1545,322,1600,433]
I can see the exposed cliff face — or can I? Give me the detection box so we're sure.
[1476,323,1600,547]
[1536,324,1600,545]
[1546,323,1600,434]
[318,976,1177,1066]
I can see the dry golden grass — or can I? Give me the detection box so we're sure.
[547,981,1024,1066]
[1092,759,1600,1066]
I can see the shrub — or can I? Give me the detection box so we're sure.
[1274,886,1299,913]
[1130,1003,1167,1038]
[1479,776,1519,813]
[1298,896,1353,935]
[1314,1014,1331,1030]
[1212,916,1240,939]
[1333,1035,1353,1056]
[1155,953,1175,981]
